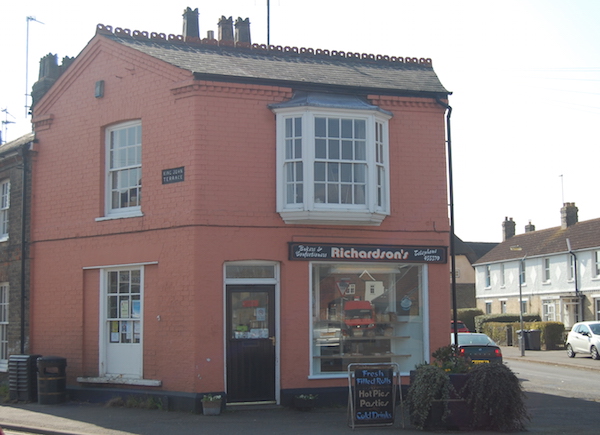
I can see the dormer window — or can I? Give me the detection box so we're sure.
[271,93,391,226]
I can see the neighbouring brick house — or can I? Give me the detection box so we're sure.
[27,9,450,410]
[0,132,34,375]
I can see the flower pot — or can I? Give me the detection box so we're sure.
[202,400,222,416]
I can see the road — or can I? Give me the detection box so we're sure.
[506,358,600,402]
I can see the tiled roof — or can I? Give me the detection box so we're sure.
[474,217,600,265]
[98,25,449,96]
[0,132,34,156]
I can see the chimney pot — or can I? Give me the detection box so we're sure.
[235,17,251,44]
[218,16,234,42]
[182,7,200,40]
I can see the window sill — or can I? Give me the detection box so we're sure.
[77,376,161,387]
[96,211,143,222]
[279,210,387,226]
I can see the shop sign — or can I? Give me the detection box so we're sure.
[348,364,398,428]
[289,242,446,264]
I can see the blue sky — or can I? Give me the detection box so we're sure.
[2,0,599,242]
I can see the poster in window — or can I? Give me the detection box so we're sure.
[120,300,129,318]
[132,300,140,318]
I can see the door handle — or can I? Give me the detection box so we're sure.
[269,336,276,346]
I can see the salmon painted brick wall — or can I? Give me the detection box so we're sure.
[29,34,451,393]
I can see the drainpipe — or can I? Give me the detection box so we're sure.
[435,97,458,349]
[566,238,582,322]
[20,142,29,354]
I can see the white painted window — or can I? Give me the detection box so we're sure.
[543,258,551,282]
[0,180,9,241]
[594,251,600,278]
[519,260,526,285]
[105,121,142,217]
[485,265,491,288]
[272,94,391,225]
[485,302,492,314]
[543,300,556,321]
[500,300,507,313]
[0,283,8,371]
[500,264,505,287]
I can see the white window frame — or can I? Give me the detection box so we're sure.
[273,106,391,226]
[103,121,142,219]
[500,263,505,287]
[0,283,8,371]
[485,265,491,288]
[0,179,9,241]
[568,254,575,281]
[500,299,507,314]
[485,301,492,314]
[594,251,600,279]
[543,258,551,283]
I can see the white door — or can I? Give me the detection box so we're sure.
[102,268,143,378]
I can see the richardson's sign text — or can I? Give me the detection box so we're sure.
[289,243,446,264]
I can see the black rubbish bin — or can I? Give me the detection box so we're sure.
[527,329,541,350]
[37,356,67,404]
[8,354,42,402]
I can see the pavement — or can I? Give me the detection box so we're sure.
[2,346,600,435]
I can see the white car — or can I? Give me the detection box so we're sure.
[566,321,600,360]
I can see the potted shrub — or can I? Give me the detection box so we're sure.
[462,362,530,431]
[201,394,223,416]
[407,345,472,430]
[293,393,318,411]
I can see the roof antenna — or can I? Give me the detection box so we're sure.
[267,0,271,46]
[26,16,44,117]
[1,108,15,145]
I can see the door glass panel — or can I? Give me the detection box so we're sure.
[230,291,270,339]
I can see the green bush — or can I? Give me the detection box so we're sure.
[474,313,540,333]
[479,320,565,349]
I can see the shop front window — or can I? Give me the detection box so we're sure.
[311,263,424,376]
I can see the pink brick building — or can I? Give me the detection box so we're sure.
[29,10,451,410]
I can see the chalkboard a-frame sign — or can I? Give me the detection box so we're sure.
[347,363,401,428]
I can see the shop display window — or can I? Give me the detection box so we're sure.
[311,263,424,376]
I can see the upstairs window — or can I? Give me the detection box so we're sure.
[105,121,142,217]
[0,180,9,241]
[271,93,391,225]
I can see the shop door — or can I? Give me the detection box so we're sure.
[226,285,275,403]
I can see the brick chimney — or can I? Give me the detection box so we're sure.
[561,202,579,229]
[31,54,74,110]
[503,217,515,241]
[218,16,234,43]
[524,220,535,233]
[235,17,251,45]
[182,7,200,40]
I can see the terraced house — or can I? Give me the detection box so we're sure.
[474,203,600,330]
[26,9,451,410]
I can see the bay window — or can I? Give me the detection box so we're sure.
[271,93,391,225]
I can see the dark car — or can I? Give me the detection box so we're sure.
[451,320,469,333]
[451,332,503,364]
